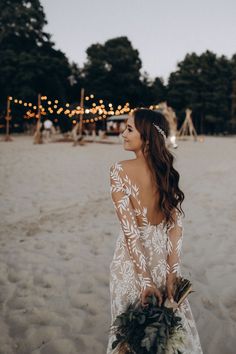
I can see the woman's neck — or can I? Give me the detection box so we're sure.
[134,150,156,183]
[135,149,145,160]
[135,149,150,163]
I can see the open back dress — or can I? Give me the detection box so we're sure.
[107,162,203,354]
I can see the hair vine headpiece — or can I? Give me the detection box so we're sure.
[152,123,166,140]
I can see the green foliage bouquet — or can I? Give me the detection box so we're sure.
[111,278,193,354]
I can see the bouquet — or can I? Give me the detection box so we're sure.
[111,277,193,354]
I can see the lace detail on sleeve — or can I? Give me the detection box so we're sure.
[110,162,153,290]
[166,209,183,279]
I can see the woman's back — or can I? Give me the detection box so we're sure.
[121,159,165,226]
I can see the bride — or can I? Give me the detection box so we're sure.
[107,108,203,353]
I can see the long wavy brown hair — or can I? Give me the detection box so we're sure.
[133,108,185,225]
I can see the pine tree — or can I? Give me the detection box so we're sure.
[0,0,71,112]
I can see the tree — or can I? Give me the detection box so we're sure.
[229,55,236,133]
[0,0,50,49]
[150,77,167,104]
[67,62,83,102]
[136,73,167,106]
[82,36,144,106]
[0,0,72,126]
[167,51,232,134]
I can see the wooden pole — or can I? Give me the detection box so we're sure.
[72,88,85,146]
[79,88,84,136]
[33,93,43,144]
[4,96,13,141]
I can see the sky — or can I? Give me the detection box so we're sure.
[41,0,236,82]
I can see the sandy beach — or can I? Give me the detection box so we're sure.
[0,135,235,354]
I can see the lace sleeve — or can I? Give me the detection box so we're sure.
[166,210,183,285]
[110,162,153,290]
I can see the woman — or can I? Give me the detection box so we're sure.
[107,108,203,353]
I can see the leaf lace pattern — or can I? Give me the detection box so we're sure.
[107,162,203,354]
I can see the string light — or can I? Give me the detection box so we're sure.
[8,94,133,124]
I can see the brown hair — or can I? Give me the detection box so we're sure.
[133,108,185,225]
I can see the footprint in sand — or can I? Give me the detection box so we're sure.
[6,311,29,337]
[91,246,100,256]
[34,243,45,250]
[7,269,24,283]
[222,288,236,321]
[57,248,66,256]
[75,280,93,295]
[0,285,11,306]
[63,254,73,261]
[25,326,62,352]
[39,338,77,354]
[26,223,41,237]
[201,296,215,311]
[76,335,104,354]
[69,293,97,316]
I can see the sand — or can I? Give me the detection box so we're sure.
[0,135,235,354]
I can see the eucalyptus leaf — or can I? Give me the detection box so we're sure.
[138,314,146,324]
[141,337,151,350]
[112,340,119,349]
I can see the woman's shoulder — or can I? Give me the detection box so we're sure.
[110,159,136,173]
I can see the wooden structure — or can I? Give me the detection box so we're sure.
[72,88,85,146]
[157,102,178,148]
[158,102,177,134]
[33,94,43,144]
[4,96,13,141]
[178,108,197,141]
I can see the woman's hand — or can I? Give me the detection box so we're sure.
[165,280,179,310]
[141,285,162,307]
[166,279,174,304]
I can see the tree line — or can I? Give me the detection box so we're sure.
[0,0,236,134]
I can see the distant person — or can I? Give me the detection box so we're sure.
[43,119,53,141]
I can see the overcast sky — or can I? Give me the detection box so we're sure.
[41,0,236,82]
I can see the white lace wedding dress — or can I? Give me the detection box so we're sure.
[107,162,203,354]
